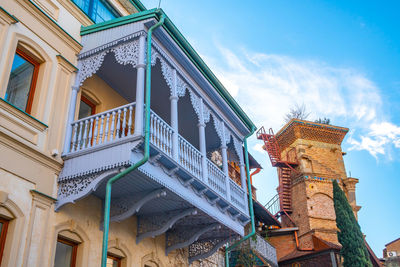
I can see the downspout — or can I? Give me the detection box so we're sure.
[100,13,166,267]
[225,126,257,267]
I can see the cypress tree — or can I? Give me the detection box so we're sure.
[332,180,372,267]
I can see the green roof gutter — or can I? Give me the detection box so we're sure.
[81,9,256,132]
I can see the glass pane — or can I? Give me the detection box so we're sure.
[0,222,3,234]
[72,0,90,14]
[5,53,35,111]
[106,257,119,267]
[93,0,118,23]
[78,100,93,119]
[54,241,73,267]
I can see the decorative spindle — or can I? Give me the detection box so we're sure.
[88,118,94,148]
[99,115,105,144]
[94,117,99,146]
[71,123,78,152]
[116,109,121,138]
[122,108,127,137]
[110,111,116,141]
[82,120,89,149]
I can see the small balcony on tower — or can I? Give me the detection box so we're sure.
[57,9,256,262]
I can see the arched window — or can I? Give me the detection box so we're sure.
[54,230,83,267]
[5,48,40,113]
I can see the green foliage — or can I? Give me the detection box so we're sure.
[332,180,372,267]
[315,117,331,124]
[237,244,257,267]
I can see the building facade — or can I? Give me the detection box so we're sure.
[0,0,277,266]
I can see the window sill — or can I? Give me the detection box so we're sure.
[0,98,48,131]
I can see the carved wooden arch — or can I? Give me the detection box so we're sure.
[141,252,164,267]
[0,195,25,267]
[50,220,91,267]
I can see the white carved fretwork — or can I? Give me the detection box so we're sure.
[233,137,244,163]
[111,39,140,67]
[176,75,188,97]
[77,51,108,86]
[190,90,210,124]
[212,114,232,146]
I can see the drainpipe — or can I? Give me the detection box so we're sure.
[225,126,257,267]
[100,13,166,267]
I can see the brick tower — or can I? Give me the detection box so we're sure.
[259,119,361,249]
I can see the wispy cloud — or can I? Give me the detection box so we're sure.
[202,45,399,158]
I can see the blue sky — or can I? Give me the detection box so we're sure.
[142,0,400,256]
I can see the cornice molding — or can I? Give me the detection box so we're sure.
[0,6,19,24]
[56,0,94,27]
[15,0,82,53]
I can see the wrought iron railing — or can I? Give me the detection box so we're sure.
[264,194,280,216]
[69,102,136,152]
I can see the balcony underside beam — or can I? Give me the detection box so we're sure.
[165,223,220,255]
[188,237,231,264]
[136,208,197,244]
[109,188,167,222]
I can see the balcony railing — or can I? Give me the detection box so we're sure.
[69,102,136,152]
[207,159,227,198]
[250,234,278,267]
[66,103,247,214]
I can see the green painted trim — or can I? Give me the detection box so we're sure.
[0,98,48,128]
[127,0,147,12]
[81,9,157,35]
[27,0,82,47]
[0,6,19,23]
[56,54,78,71]
[30,189,57,202]
[80,9,255,131]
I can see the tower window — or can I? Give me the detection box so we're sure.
[107,253,122,267]
[5,49,39,114]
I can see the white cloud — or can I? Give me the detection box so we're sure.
[202,45,399,158]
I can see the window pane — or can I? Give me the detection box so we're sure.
[0,222,3,234]
[5,53,35,111]
[78,100,93,119]
[72,0,119,23]
[54,241,73,267]
[106,257,119,267]
[93,0,118,23]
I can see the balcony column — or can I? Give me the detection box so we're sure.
[134,35,146,135]
[198,99,208,181]
[239,146,247,190]
[170,69,179,162]
[221,123,231,201]
[63,85,80,154]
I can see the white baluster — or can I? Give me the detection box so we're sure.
[93,117,99,146]
[110,111,116,141]
[71,123,78,152]
[82,120,89,149]
[77,121,84,151]
[105,113,110,142]
[88,118,94,148]
[116,109,121,139]
[122,108,127,137]
[99,115,105,144]
[128,105,133,136]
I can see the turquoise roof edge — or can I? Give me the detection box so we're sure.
[128,0,147,12]
[80,9,256,132]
